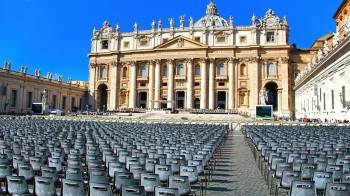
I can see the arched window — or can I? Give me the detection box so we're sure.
[100,66,107,80]
[195,65,201,76]
[140,64,147,77]
[122,67,128,78]
[218,63,225,76]
[267,63,276,77]
[240,64,247,76]
[177,64,185,76]
[163,65,168,76]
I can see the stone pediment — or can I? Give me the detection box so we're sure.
[154,36,208,50]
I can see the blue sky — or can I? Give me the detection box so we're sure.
[0,0,342,81]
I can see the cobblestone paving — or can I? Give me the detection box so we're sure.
[207,129,269,196]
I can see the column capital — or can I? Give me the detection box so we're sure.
[154,59,162,64]
[209,58,216,64]
[167,59,174,64]
[111,60,119,67]
[279,57,289,64]
[185,58,193,64]
[199,57,208,64]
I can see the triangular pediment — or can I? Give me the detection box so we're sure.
[154,35,208,50]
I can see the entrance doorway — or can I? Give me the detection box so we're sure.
[265,82,278,111]
[176,91,185,109]
[161,98,167,109]
[138,92,147,108]
[194,98,200,109]
[217,91,226,109]
[97,84,108,111]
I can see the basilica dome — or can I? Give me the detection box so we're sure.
[194,0,229,28]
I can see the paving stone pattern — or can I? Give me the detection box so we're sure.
[207,129,269,196]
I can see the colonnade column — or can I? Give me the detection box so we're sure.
[200,58,208,109]
[148,61,154,109]
[186,59,193,109]
[167,59,174,109]
[208,59,215,110]
[129,61,137,108]
[278,88,283,113]
[154,60,161,109]
[228,58,234,110]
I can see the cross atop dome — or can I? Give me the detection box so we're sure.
[206,0,218,16]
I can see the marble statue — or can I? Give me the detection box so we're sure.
[189,17,194,28]
[323,41,330,54]
[333,32,340,46]
[134,22,138,32]
[317,49,324,61]
[229,16,234,27]
[180,16,185,29]
[42,89,48,104]
[169,18,174,29]
[116,24,120,33]
[251,14,257,26]
[259,88,268,105]
[151,20,156,30]
[158,19,162,29]
[35,69,40,77]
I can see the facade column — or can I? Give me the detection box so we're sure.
[154,60,161,109]
[186,59,193,109]
[228,58,235,110]
[248,57,259,115]
[280,57,290,115]
[109,61,119,110]
[208,59,215,110]
[234,60,239,109]
[200,58,208,109]
[167,59,174,109]
[129,62,137,108]
[278,88,283,113]
[148,61,154,109]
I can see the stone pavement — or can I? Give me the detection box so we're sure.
[206,129,269,196]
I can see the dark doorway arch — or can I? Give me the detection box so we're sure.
[161,98,167,109]
[217,91,226,109]
[194,98,200,109]
[97,84,108,111]
[176,91,185,109]
[265,82,278,111]
[138,92,147,108]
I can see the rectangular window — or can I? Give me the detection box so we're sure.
[123,41,130,49]
[101,40,109,49]
[323,93,326,110]
[240,36,247,44]
[27,92,33,108]
[62,96,66,110]
[216,36,226,43]
[162,83,167,87]
[194,37,201,42]
[195,82,200,87]
[10,90,17,107]
[218,82,225,86]
[140,40,148,47]
[140,83,146,87]
[342,86,346,108]
[331,90,334,110]
[266,32,275,43]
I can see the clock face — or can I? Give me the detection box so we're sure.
[266,17,275,26]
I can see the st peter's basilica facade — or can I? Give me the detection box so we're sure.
[88,1,310,117]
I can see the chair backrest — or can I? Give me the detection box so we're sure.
[121,185,145,196]
[66,167,83,181]
[155,186,180,196]
[41,166,58,182]
[141,173,160,193]
[155,164,172,182]
[168,175,190,195]
[89,182,112,196]
[35,176,56,196]
[0,163,11,179]
[129,164,145,181]
[325,183,350,196]
[62,179,85,196]
[313,171,332,190]
[18,163,34,181]
[180,166,198,184]
[280,171,300,188]
[114,171,134,191]
[7,175,29,195]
